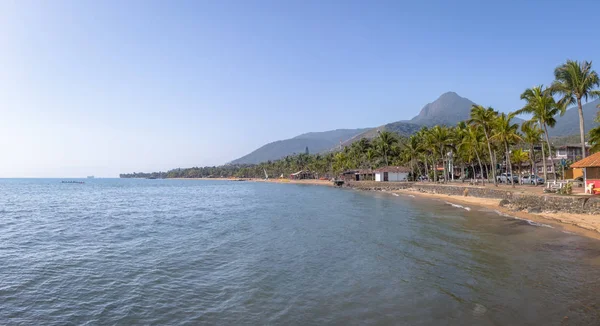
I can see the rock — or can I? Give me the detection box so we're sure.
[463,188,469,197]
[499,199,510,207]
[527,207,542,214]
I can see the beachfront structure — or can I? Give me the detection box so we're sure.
[374,166,410,182]
[340,169,375,181]
[570,152,600,192]
[555,144,590,162]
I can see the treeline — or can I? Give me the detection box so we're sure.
[119,133,404,179]
[119,165,255,179]
[121,59,600,183]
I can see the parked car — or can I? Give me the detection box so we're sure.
[496,173,519,183]
[520,175,545,184]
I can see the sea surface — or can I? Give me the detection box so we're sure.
[1,179,600,325]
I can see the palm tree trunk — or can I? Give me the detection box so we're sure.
[475,149,485,185]
[505,142,515,188]
[383,144,389,166]
[483,159,490,184]
[543,123,557,181]
[578,97,587,159]
[541,140,548,182]
[442,150,447,184]
[530,144,537,185]
[432,156,437,183]
[410,157,415,181]
[484,130,497,185]
[424,157,429,182]
[470,162,476,181]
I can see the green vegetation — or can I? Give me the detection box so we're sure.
[551,60,600,158]
[122,60,600,181]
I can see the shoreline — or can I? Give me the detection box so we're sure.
[167,177,600,240]
[251,178,600,240]
[388,188,600,241]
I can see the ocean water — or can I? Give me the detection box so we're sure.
[1,179,600,325]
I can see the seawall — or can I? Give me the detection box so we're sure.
[345,181,600,215]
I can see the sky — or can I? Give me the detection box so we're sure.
[1,0,599,177]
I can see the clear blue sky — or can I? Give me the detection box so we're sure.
[1,0,598,177]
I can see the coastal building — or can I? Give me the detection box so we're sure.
[555,144,590,162]
[340,169,375,181]
[374,166,410,182]
[570,152,600,192]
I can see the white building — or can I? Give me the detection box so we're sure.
[374,166,410,182]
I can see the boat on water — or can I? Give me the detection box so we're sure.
[87,176,95,179]
[62,181,85,184]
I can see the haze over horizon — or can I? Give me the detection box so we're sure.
[1,0,599,177]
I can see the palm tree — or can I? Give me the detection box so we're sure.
[551,60,600,159]
[365,148,377,170]
[415,127,431,180]
[332,152,349,174]
[511,149,529,184]
[376,130,397,166]
[469,105,499,185]
[428,125,453,183]
[588,126,600,154]
[515,85,565,180]
[491,113,522,187]
[459,125,486,184]
[521,123,544,183]
[402,135,422,181]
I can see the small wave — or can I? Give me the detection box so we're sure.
[494,210,553,228]
[445,202,471,211]
[472,303,487,316]
[392,193,400,197]
[494,210,514,218]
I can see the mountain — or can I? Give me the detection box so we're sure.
[341,92,525,147]
[546,98,600,137]
[232,91,575,164]
[339,121,422,147]
[409,91,478,126]
[229,128,370,164]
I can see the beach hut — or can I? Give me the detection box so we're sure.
[340,169,375,181]
[374,166,410,182]
[570,152,600,193]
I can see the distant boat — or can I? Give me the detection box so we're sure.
[87,176,95,179]
[62,181,85,184]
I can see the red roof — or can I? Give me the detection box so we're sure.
[374,166,410,173]
[571,152,600,168]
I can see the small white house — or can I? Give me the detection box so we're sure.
[374,166,410,182]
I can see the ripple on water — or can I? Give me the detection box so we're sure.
[0,179,598,325]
